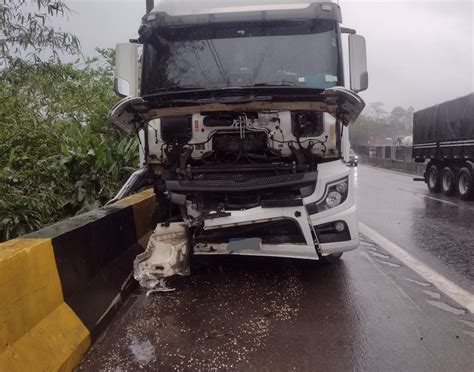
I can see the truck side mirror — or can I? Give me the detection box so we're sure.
[114,43,139,97]
[348,35,368,92]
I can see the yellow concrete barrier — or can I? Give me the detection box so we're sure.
[0,189,156,371]
[0,239,90,371]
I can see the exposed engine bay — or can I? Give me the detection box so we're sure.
[109,88,365,289]
[151,110,333,164]
[146,110,337,215]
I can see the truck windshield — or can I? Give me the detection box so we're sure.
[141,19,340,95]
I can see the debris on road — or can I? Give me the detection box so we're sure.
[134,223,190,291]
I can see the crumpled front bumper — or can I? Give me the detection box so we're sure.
[193,198,359,260]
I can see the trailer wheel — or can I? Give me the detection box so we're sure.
[426,165,441,193]
[440,167,456,196]
[320,252,343,264]
[456,167,474,200]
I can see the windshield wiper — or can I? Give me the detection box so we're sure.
[146,85,206,94]
[252,80,299,87]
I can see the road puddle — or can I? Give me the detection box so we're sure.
[369,251,391,260]
[422,290,441,300]
[426,300,466,315]
[360,240,376,248]
[377,260,401,268]
[457,319,474,328]
[462,330,474,338]
[129,336,156,364]
[404,278,431,287]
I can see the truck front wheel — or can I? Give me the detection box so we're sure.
[426,165,441,193]
[456,167,474,200]
[440,167,456,196]
[320,252,343,264]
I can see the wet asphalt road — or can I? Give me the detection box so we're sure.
[355,165,474,292]
[78,164,474,371]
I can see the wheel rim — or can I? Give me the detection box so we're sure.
[459,173,470,195]
[442,172,452,191]
[428,171,437,188]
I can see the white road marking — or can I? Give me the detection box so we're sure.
[419,194,458,206]
[397,187,459,206]
[359,222,474,314]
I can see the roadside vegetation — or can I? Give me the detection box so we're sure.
[0,1,138,241]
[350,103,415,146]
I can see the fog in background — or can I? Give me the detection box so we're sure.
[62,0,473,112]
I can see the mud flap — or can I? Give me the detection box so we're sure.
[133,223,190,291]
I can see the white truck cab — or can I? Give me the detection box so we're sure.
[109,0,368,287]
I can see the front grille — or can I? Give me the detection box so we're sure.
[166,171,317,192]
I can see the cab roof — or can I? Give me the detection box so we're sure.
[141,0,342,33]
[152,0,338,16]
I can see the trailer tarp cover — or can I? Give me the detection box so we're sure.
[413,93,474,144]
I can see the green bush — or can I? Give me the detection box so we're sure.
[0,50,138,241]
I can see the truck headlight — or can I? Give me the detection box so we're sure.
[336,181,348,194]
[312,177,349,212]
[326,191,342,208]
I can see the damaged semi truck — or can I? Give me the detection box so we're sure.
[413,93,474,200]
[109,0,368,288]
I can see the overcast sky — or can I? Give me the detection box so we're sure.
[61,0,473,112]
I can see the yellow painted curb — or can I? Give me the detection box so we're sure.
[116,188,156,241]
[0,239,90,371]
[0,190,156,371]
[0,303,90,372]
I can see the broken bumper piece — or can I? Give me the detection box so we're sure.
[133,223,190,291]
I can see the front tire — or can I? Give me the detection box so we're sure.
[153,191,170,224]
[426,164,441,193]
[440,167,456,196]
[456,167,474,200]
[320,252,343,264]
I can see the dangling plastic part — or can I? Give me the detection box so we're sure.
[146,278,176,295]
[134,223,190,291]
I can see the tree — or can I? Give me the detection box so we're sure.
[368,102,386,123]
[0,0,80,65]
[0,2,141,242]
[0,51,139,242]
[351,103,415,146]
[404,106,415,131]
[389,106,406,131]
